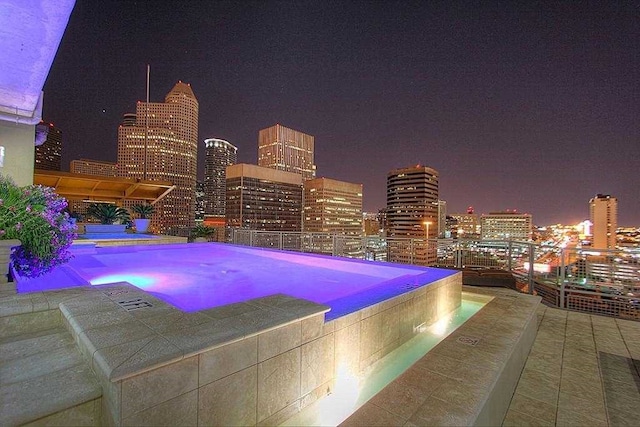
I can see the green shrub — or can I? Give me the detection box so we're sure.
[131,203,155,219]
[0,175,76,277]
[86,203,131,225]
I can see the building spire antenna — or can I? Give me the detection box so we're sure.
[143,64,150,180]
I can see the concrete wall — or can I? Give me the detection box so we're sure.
[0,121,35,186]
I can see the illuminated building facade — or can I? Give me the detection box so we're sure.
[34,122,61,171]
[438,200,447,237]
[195,181,205,221]
[117,81,198,234]
[386,165,439,265]
[480,211,533,241]
[204,138,237,216]
[258,124,315,180]
[70,159,118,177]
[590,194,618,249]
[363,212,381,235]
[226,163,302,231]
[303,178,363,234]
[450,213,480,238]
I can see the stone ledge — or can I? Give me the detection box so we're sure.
[58,283,330,382]
[0,328,101,427]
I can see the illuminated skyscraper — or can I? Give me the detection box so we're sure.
[480,211,532,241]
[451,208,480,238]
[70,159,118,177]
[117,81,198,234]
[34,122,61,171]
[195,181,205,221]
[303,177,363,235]
[437,200,447,237]
[204,138,237,216]
[386,165,439,265]
[226,163,303,231]
[589,194,618,249]
[363,212,381,236]
[258,124,315,180]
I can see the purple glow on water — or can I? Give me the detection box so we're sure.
[16,243,457,319]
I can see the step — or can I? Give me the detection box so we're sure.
[0,327,102,426]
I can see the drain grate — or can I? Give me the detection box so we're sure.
[117,298,153,311]
[457,336,481,346]
[103,289,130,297]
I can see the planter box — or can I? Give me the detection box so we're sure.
[0,239,20,293]
[84,224,127,234]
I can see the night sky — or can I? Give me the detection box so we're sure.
[43,1,639,226]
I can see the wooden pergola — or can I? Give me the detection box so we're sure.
[33,170,175,206]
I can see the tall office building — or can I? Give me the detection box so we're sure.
[451,207,480,238]
[117,81,198,234]
[303,177,363,234]
[363,212,381,236]
[70,159,118,177]
[226,163,303,231]
[258,124,315,180]
[445,215,459,239]
[204,138,237,216]
[589,194,618,249]
[480,211,532,241]
[195,181,205,221]
[34,122,61,171]
[437,200,447,238]
[386,165,439,265]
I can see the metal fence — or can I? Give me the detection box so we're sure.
[227,229,640,320]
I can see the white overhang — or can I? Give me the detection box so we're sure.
[0,0,76,125]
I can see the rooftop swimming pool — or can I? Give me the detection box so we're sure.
[16,242,457,320]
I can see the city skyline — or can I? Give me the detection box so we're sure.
[42,1,639,225]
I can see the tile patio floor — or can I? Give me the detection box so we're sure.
[503,304,640,426]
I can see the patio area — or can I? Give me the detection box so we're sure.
[502,303,640,426]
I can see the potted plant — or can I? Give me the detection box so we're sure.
[68,211,83,223]
[0,174,76,279]
[131,203,155,233]
[85,203,131,233]
[190,224,217,242]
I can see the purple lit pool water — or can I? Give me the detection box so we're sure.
[16,243,456,320]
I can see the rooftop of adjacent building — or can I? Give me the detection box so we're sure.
[203,138,237,151]
[387,164,439,177]
[166,80,197,100]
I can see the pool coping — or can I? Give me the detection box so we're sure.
[58,282,331,382]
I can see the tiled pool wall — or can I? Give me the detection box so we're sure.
[73,234,188,248]
[58,272,461,426]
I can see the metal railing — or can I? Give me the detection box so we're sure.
[226,229,640,320]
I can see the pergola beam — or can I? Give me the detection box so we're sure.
[34,170,175,205]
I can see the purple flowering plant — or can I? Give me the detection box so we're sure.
[0,175,77,278]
